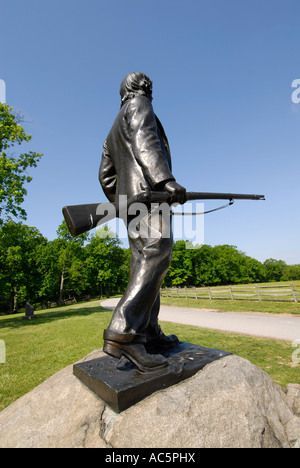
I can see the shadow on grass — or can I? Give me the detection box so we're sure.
[0,303,112,330]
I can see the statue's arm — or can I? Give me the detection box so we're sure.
[127,96,175,190]
[99,141,117,202]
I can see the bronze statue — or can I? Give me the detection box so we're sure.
[68,73,265,409]
[99,72,187,372]
[63,73,265,376]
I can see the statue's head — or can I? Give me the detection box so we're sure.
[120,72,153,106]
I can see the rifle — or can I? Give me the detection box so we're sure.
[62,191,265,237]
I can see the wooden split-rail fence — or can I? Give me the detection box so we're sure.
[161,283,300,303]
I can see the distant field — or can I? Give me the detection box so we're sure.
[161,281,300,315]
[160,296,300,315]
[0,298,299,412]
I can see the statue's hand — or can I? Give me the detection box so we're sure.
[164,181,187,205]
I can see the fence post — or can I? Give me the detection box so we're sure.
[255,284,261,301]
[291,282,297,303]
[229,285,234,300]
[208,287,212,300]
[184,286,188,298]
[194,287,198,299]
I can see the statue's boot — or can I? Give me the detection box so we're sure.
[103,329,168,373]
[145,324,179,353]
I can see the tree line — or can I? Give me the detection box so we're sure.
[0,220,299,314]
[0,221,130,314]
[164,241,300,287]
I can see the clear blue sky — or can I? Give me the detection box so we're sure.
[1,0,300,264]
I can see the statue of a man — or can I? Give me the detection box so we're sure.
[99,72,187,372]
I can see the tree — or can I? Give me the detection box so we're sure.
[282,264,300,281]
[0,221,47,313]
[55,220,89,306]
[164,240,194,287]
[193,245,265,285]
[85,226,130,297]
[166,243,266,287]
[263,258,287,282]
[35,224,130,306]
[238,255,265,284]
[192,244,220,286]
[0,103,43,225]
[35,239,64,305]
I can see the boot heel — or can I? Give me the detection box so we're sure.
[103,342,122,359]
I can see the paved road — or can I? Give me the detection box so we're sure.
[101,298,300,342]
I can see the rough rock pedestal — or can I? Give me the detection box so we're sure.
[0,350,299,448]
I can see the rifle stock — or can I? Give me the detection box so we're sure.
[62,191,265,237]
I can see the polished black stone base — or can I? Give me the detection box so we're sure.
[73,342,232,413]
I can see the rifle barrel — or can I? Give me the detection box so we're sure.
[186,192,265,201]
[148,192,265,203]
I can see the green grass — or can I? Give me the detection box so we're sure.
[0,299,299,412]
[160,321,299,388]
[161,296,300,315]
[0,300,112,411]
